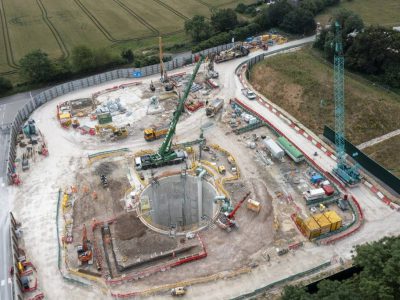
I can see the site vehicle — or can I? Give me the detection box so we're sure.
[206,98,224,117]
[135,56,205,170]
[242,88,256,100]
[95,124,128,140]
[171,287,186,296]
[144,126,168,141]
[215,45,250,63]
[218,165,226,175]
[159,37,174,91]
[111,127,128,140]
[206,53,219,79]
[216,192,251,232]
[77,224,93,265]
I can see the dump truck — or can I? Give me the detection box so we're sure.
[206,98,224,117]
[242,88,256,100]
[215,45,249,63]
[143,126,168,141]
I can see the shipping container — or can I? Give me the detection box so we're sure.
[97,112,112,124]
[302,217,321,239]
[303,188,325,201]
[324,211,342,231]
[277,137,304,162]
[313,213,331,234]
[321,180,330,186]
[263,138,285,160]
[322,185,335,196]
[311,174,323,184]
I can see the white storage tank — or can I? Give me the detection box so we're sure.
[263,138,285,160]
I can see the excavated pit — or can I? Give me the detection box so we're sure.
[140,174,218,233]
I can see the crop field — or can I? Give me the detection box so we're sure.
[316,0,400,27]
[0,0,255,75]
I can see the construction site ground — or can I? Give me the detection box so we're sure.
[9,38,400,300]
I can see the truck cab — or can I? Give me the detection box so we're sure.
[144,127,168,141]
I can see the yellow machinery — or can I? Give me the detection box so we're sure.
[171,287,186,296]
[144,127,168,141]
[218,165,226,175]
[247,199,261,213]
[95,124,128,139]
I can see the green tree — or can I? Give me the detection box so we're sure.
[255,7,272,30]
[121,49,134,63]
[19,49,55,83]
[300,0,318,15]
[267,0,293,27]
[282,285,312,300]
[93,48,117,69]
[71,45,95,72]
[282,236,400,300]
[0,76,12,94]
[281,8,316,35]
[211,9,238,32]
[235,3,247,13]
[314,9,364,59]
[184,15,212,42]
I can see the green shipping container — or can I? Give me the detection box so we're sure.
[277,137,304,162]
[97,112,112,125]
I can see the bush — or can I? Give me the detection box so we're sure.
[0,76,12,94]
[19,50,55,83]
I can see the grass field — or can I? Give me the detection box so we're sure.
[363,136,400,178]
[250,47,400,174]
[316,0,400,27]
[0,0,255,77]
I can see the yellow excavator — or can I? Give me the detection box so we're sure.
[95,124,128,140]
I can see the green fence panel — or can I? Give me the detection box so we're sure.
[323,126,400,194]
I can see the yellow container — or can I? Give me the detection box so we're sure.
[324,211,342,231]
[303,216,321,239]
[313,213,331,234]
[262,34,270,41]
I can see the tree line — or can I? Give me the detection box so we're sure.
[314,10,400,89]
[282,236,400,299]
[0,46,171,95]
[186,0,341,52]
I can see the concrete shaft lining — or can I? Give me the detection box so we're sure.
[141,175,218,231]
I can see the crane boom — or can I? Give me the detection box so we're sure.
[135,56,205,170]
[159,36,166,81]
[334,22,345,168]
[158,56,205,157]
[332,22,361,185]
[82,224,88,251]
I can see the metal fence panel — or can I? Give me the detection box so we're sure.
[324,126,400,194]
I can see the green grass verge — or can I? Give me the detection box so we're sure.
[363,135,400,178]
[249,47,400,146]
[316,0,400,27]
